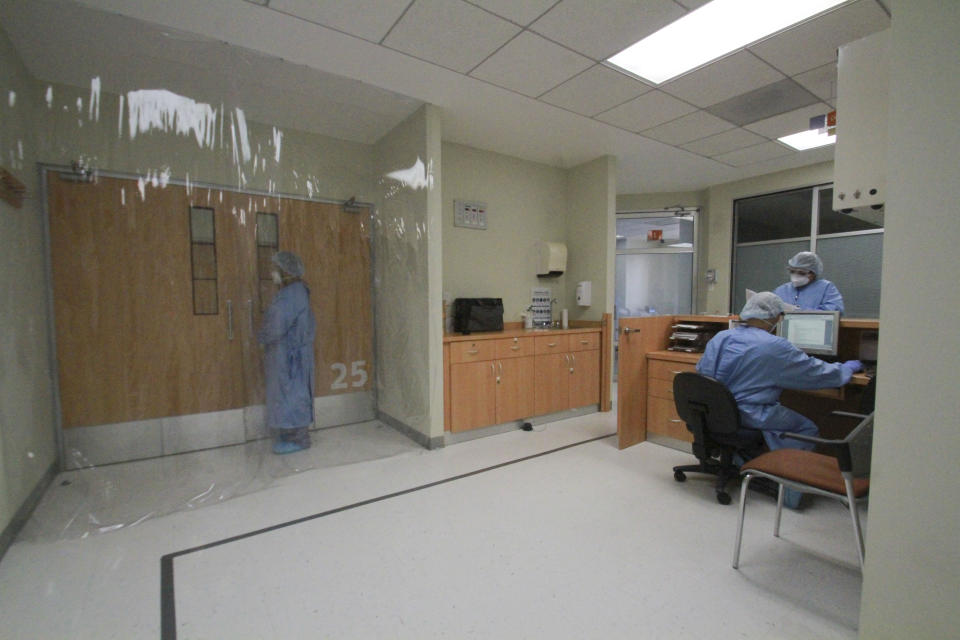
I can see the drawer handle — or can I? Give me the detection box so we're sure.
[548,342,557,347]
[670,419,683,423]
[670,370,685,375]
[510,346,520,351]
[467,349,479,355]
[580,340,589,345]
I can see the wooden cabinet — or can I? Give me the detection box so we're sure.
[446,330,602,432]
[534,332,601,416]
[646,356,697,443]
[449,337,534,432]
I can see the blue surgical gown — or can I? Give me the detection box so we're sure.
[258,281,316,430]
[774,278,845,314]
[696,326,853,451]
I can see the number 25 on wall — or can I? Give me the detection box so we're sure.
[330,361,368,390]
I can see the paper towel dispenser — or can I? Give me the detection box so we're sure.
[536,241,566,278]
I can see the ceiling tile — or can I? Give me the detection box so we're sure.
[749,0,891,76]
[382,0,520,73]
[471,31,594,97]
[540,65,651,116]
[595,90,698,132]
[467,0,558,26]
[531,0,685,61]
[793,63,838,105]
[705,78,821,126]
[269,0,411,42]
[642,110,735,146]
[745,102,834,139]
[712,141,794,167]
[681,128,768,157]
[660,51,784,108]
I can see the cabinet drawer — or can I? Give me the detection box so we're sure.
[648,358,698,382]
[495,336,535,359]
[646,395,693,442]
[449,340,496,363]
[534,335,570,354]
[569,332,599,351]
[647,376,676,402]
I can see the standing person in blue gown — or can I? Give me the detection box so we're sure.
[258,251,316,454]
[773,251,845,313]
[697,292,862,508]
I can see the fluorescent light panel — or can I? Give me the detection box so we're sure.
[778,128,836,150]
[607,0,848,85]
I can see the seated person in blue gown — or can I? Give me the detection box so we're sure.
[696,292,862,509]
[258,251,317,455]
[773,251,845,314]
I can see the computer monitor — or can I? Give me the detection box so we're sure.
[777,310,840,356]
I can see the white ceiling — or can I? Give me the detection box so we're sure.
[0,0,890,193]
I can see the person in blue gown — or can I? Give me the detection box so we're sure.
[697,292,862,508]
[258,251,316,454]
[773,251,845,313]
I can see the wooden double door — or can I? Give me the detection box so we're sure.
[47,172,372,430]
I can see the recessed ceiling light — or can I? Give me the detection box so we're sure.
[778,128,836,150]
[606,0,849,85]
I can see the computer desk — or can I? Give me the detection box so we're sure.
[617,315,879,449]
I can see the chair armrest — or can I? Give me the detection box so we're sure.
[782,432,841,446]
[831,410,868,420]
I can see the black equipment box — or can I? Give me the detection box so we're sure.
[453,298,504,334]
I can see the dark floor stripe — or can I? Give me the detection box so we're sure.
[160,432,613,639]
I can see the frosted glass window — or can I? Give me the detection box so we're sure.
[816,234,884,317]
[189,206,215,243]
[189,206,218,315]
[731,240,807,313]
[615,253,693,317]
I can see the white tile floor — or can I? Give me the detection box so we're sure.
[0,409,865,639]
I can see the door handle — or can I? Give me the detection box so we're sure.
[570,353,576,373]
[247,299,254,336]
[622,327,636,335]
[226,299,234,341]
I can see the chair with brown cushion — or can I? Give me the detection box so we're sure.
[732,411,874,569]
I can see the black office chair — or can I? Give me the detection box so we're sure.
[671,372,765,505]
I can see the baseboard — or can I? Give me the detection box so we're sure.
[0,461,57,562]
[646,433,694,454]
[377,412,443,450]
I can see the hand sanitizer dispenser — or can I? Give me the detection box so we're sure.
[576,281,591,307]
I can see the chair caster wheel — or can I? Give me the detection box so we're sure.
[674,470,686,482]
[716,491,731,505]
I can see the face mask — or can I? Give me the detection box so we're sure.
[271,269,283,285]
[790,273,811,288]
[762,318,780,333]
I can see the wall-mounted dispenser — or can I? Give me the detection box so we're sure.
[536,241,566,278]
[576,281,591,307]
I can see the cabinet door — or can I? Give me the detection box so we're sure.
[450,361,496,432]
[496,356,535,423]
[569,349,600,409]
[534,353,569,415]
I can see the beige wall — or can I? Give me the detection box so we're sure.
[441,142,569,322]
[0,30,58,536]
[565,155,616,323]
[616,190,707,212]
[859,2,960,636]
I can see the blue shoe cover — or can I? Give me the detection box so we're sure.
[272,440,307,455]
